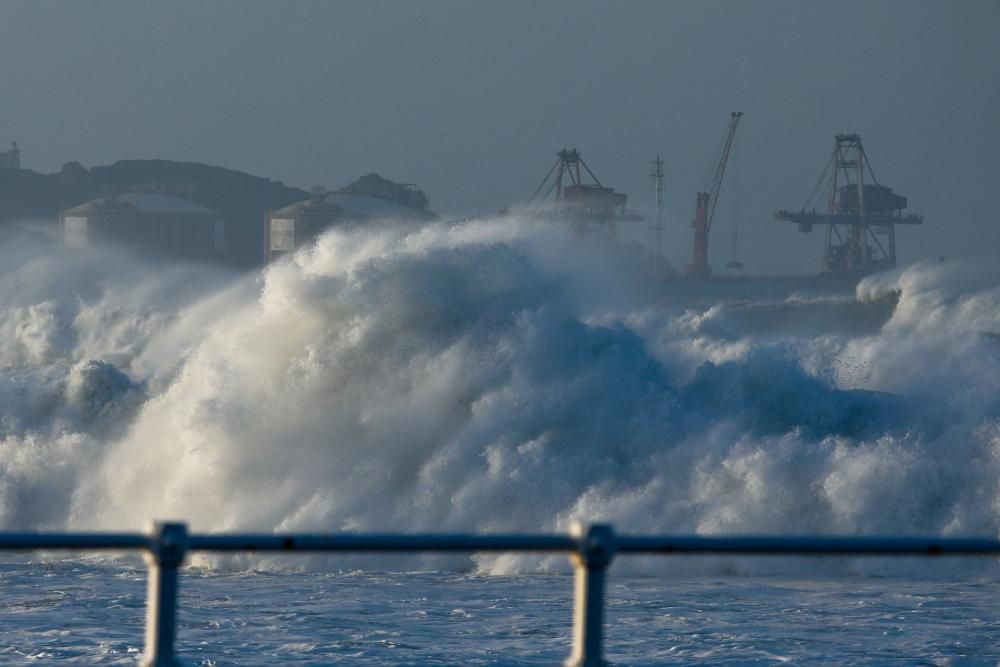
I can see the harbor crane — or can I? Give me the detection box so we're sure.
[528,148,639,237]
[686,112,742,278]
[775,133,922,273]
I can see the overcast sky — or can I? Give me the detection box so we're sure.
[1,0,997,273]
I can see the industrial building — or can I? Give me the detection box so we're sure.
[60,192,226,261]
[265,173,436,262]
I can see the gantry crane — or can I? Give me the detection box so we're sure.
[527,148,639,237]
[686,112,742,278]
[775,134,922,273]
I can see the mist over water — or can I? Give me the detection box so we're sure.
[1,219,999,574]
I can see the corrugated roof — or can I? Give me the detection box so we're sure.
[269,192,436,221]
[268,195,344,217]
[117,192,216,214]
[63,193,218,216]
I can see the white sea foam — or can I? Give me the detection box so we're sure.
[0,220,998,574]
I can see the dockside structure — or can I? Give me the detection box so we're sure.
[775,133,922,274]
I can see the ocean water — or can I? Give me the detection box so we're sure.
[1,218,999,663]
[3,559,999,665]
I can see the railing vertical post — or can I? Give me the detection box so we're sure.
[141,521,188,667]
[565,523,615,667]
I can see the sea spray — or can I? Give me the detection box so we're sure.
[0,220,997,574]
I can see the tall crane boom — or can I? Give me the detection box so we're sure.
[687,111,742,277]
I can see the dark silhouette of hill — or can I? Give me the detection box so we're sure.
[0,159,309,267]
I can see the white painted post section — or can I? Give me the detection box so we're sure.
[141,522,188,667]
[565,523,615,667]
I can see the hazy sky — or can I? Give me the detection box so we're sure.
[1,0,997,273]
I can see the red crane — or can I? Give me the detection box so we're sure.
[686,112,742,278]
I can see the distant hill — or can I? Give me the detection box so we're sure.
[0,159,309,267]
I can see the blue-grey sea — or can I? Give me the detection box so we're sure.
[2,559,999,664]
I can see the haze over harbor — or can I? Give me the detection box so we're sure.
[2,0,998,273]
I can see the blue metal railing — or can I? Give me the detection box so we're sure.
[1,522,999,666]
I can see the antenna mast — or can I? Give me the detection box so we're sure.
[650,155,665,276]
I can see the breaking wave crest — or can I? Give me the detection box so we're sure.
[1,220,999,573]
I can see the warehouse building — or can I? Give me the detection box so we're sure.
[61,192,225,262]
[265,174,436,262]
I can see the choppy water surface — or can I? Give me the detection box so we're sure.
[2,559,998,665]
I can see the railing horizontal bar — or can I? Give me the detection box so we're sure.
[615,535,1000,555]
[187,533,578,552]
[0,532,997,557]
[0,533,150,550]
